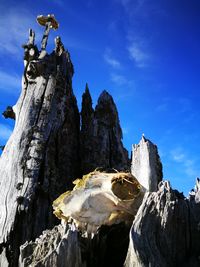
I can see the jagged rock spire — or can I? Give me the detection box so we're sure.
[0,28,80,266]
[131,136,163,191]
[80,89,129,174]
[81,83,94,132]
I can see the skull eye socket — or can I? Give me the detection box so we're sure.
[111,175,141,200]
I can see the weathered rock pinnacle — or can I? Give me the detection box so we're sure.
[0,26,80,266]
[125,181,200,267]
[131,135,163,192]
[80,88,129,174]
[80,84,95,173]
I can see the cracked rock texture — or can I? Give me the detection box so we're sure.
[80,85,129,174]
[19,225,84,267]
[0,35,129,266]
[125,181,200,267]
[0,50,80,266]
[131,136,163,192]
[19,223,130,267]
[19,180,200,267]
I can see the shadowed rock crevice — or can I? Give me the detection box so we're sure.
[19,223,131,267]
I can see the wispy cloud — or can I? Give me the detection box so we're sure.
[128,42,150,68]
[111,73,126,85]
[155,98,170,112]
[171,147,200,177]
[116,0,166,18]
[0,6,41,57]
[155,103,168,112]
[0,70,21,95]
[0,123,12,141]
[51,0,65,7]
[110,73,133,87]
[104,48,121,69]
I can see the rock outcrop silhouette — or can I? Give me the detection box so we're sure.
[80,85,129,174]
[1,15,200,267]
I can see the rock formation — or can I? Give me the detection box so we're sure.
[19,222,130,267]
[131,135,163,192]
[1,14,200,267]
[0,15,129,266]
[0,18,80,266]
[80,86,129,174]
[19,179,200,267]
[125,181,200,267]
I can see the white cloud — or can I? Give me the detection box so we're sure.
[111,73,127,85]
[0,6,41,57]
[155,103,168,112]
[0,124,12,141]
[171,148,200,178]
[155,98,170,112]
[128,43,150,68]
[172,152,185,163]
[0,70,21,95]
[104,49,121,69]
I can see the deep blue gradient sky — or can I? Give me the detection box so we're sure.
[0,0,200,195]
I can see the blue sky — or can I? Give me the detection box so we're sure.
[0,0,200,195]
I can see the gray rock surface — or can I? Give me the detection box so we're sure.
[0,31,80,266]
[80,86,129,174]
[19,222,130,267]
[131,136,163,191]
[125,181,200,267]
[19,225,84,267]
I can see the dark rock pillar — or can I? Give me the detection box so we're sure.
[80,89,129,173]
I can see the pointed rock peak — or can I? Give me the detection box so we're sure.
[140,134,155,146]
[95,90,119,123]
[98,90,113,103]
[81,83,94,123]
[132,136,163,192]
[141,133,146,142]
[85,83,90,93]
[96,90,117,114]
[82,83,92,105]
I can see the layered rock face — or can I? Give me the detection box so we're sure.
[0,31,80,266]
[125,181,200,267]
[0,24,130,266]
[19,222,130,267]
[80,86,129,174]
[131,136,163,192]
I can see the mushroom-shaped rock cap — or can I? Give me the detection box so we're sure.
[36,14,59,29]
